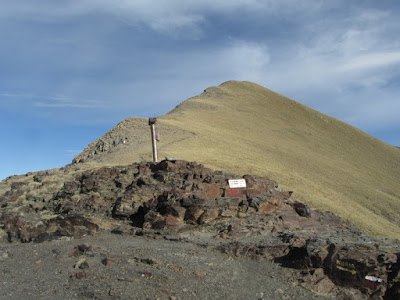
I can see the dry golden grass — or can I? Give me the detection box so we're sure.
[77,81,400,239]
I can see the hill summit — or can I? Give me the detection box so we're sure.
[73,81,400,239]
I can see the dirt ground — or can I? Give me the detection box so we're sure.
[0,231,341,300]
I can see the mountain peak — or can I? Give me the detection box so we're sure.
[71,81,400,239]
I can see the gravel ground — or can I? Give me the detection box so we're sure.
[0,232,337,300]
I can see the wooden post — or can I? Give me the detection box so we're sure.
[148,118,158,162]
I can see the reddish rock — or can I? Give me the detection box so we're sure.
[184,207,204,224]
[300,269,335,294]
[282,191,293,199]
[258,202,276,216]
[69,244,93,257]
[74,271,91,279]
[198,209,219,224]
[166,205,186,219]
[196,183,223,200]
[90,196,109,212]
[102,258,115,267]
[193,270,207,277]
[245,180,275,199]
[112,197,140,218]
[242,175,255,188]
[143,211,165,229]
[164,215,184,226]
[258,198,286,216]
[268,197,286,208]
[224,188,244,199]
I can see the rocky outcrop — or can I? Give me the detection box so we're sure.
[71,118,195,164]
[0,160,285,242]
[71,118,142,163]
[0,159,399,299]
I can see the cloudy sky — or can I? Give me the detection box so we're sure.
[1,0,400,180]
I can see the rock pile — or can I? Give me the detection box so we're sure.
[0,160,290,242]
[0,159,399,299]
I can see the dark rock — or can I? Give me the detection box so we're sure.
[102,258,115,267]
[242,175,255,188]
[292,201,311,217]
[110,228,124,234]
[135,257,162,265]
[74,271,91,279]
[69,244,93,257]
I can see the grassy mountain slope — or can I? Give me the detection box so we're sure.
[75,81,400,239]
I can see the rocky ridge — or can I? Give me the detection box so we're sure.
[71,117,194,165]
[0,160,399,299]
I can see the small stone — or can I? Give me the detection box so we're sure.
[193,270,206,277]
[220,210,234,218]
[275,289,284,294]
[79,261,90,269]
[237,212,247,218]
[140,271,152,278]
[68,248,82,257]
[312,277,335,294]
[136,257,162,265]
[77,244,92,253]
[219,233,230,239]
[69,244,92,257]
[75,258,90,269]
[164,215,184,226]
[52,249,61,256]
[102,258,115,266]
[75,271,91,279]
[111,228,124,234]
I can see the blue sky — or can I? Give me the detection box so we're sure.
[1,1,400,180]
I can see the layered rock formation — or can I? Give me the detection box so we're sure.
[0,160,399,299]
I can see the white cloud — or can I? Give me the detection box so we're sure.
[0,93,105,109]
[1,1,399,140]
[336,52,400,72]
[34,95,106,109]
[217,41,270,82]
[264,6,400,87]
[0,0,319,36]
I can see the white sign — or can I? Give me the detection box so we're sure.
[365,276,383,283]
[228,179,247,188]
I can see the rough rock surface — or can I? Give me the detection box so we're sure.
[0,160,399,299]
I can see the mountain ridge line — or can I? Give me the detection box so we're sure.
[11,81,400,238]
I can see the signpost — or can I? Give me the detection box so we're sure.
[148,118,158,163]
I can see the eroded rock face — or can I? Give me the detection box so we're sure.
[0,159,399,299]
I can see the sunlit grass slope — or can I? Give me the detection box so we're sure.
[78,81,400,239]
